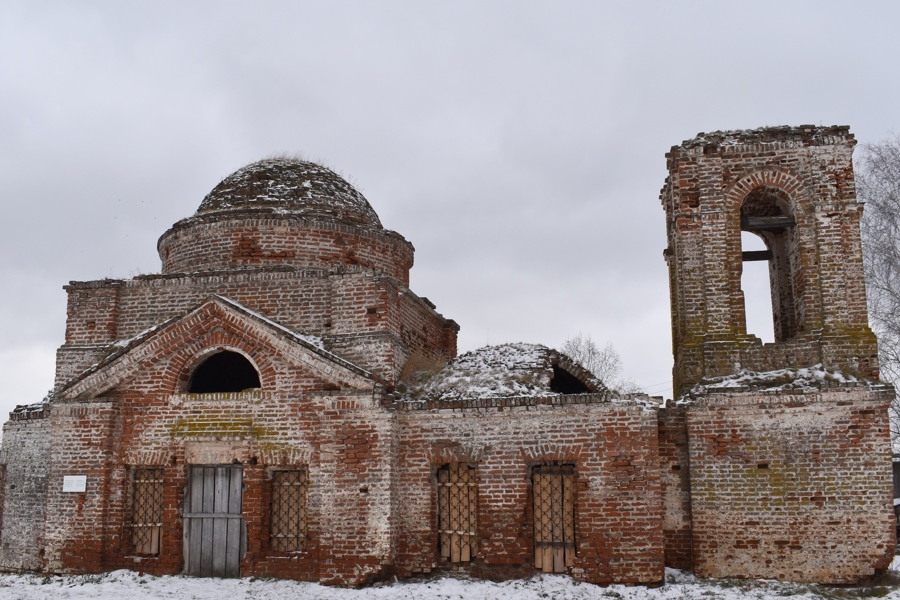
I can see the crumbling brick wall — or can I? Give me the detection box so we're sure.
[660,125,895,584]
[657,406,692,570]
[158,218,415,286]
[395,396,665,585]
[32,298,397,585]
[661,126,878,397]
[686,387,896,583]
[0,408,52,571]
[58,268,456,389]
[41,402,117,574]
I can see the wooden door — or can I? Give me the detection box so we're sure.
[532,464,575,573]
[437,462,477,562]
[184,465,244,577]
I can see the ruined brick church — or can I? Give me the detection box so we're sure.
[0,125,895,586]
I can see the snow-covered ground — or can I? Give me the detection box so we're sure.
[3,562,900,600]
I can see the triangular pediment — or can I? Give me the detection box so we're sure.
[57,295,377,400]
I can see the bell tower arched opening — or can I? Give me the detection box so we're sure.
[740,231,774,343]
[740,185,798,343]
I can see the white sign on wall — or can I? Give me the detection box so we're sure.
[62,475,87,493]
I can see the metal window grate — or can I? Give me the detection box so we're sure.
[436,462,477,562]
[270,470,308,552]
[532,464,575,573]
[132,468,164,555]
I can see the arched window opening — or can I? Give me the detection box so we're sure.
[188,351,261,393]
[741,231,775,343]
[550,365,590,394]
[740,186,798,343]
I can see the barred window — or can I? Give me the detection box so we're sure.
[131,468,164,555]
[532,464,575,573]
[270,470,308,552]
[436,462,477,562]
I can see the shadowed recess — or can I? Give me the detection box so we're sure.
[188,351,261,393]
[550,365,590,394]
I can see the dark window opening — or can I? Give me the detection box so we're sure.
[740,185,798,343]
[550,366,589,394]
[188,351,261,393]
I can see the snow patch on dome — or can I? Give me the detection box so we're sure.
[402,343,553,401]
[197,159,382,228]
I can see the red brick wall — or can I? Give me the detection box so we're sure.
[657,406,692,570]
[158,217,414,285]
[685,387,896,583]
[661,126,878,397]
[395,397,665,584]
[40,302,396,585]
[64,283,121,345]
[59,268,456,388]
[42,401,117,573]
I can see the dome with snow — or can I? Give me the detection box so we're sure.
[196,159,383,228]
[157,158,413,279]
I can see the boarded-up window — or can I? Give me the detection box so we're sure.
[436,462,477,562]
[532,464,575,573]
[270,470,308,552]
[132,468,164,555]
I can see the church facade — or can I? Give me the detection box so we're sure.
[0,126,894,586]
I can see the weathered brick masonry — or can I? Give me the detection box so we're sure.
[684,387,895,582]
[661,126,878,396]
[0,407,51,571]
[395,396,663,583]
[0,129,894,586]
[661,126,896,582]
[657,406,692,571]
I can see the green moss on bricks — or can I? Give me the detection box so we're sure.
[168,417,275,438]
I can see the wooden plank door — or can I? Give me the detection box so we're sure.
[437,462,477,562]
[184,465,244,577]
[532,464,575,573]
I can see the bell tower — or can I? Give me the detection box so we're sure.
[661,125,879,397]
[658,126,895,583]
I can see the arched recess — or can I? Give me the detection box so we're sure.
[551,354,609,395]
[161,319,280,395]
[185,347,262,394]
[550,365,590,394]
[738,184,801,342]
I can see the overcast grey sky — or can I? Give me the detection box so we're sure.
[1,1,898,417]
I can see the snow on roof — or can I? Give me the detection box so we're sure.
[677,364,866,404]
[675,125,853,150]
[195,158,383,228]
[9,401,49,417]
[399,343,609,402]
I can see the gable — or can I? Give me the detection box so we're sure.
[57,295,377,400]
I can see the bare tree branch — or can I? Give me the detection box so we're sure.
[858,134,900,442]
[561,333,642,394]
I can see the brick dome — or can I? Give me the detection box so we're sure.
[157,158,414,281]
[196,159,383,228]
